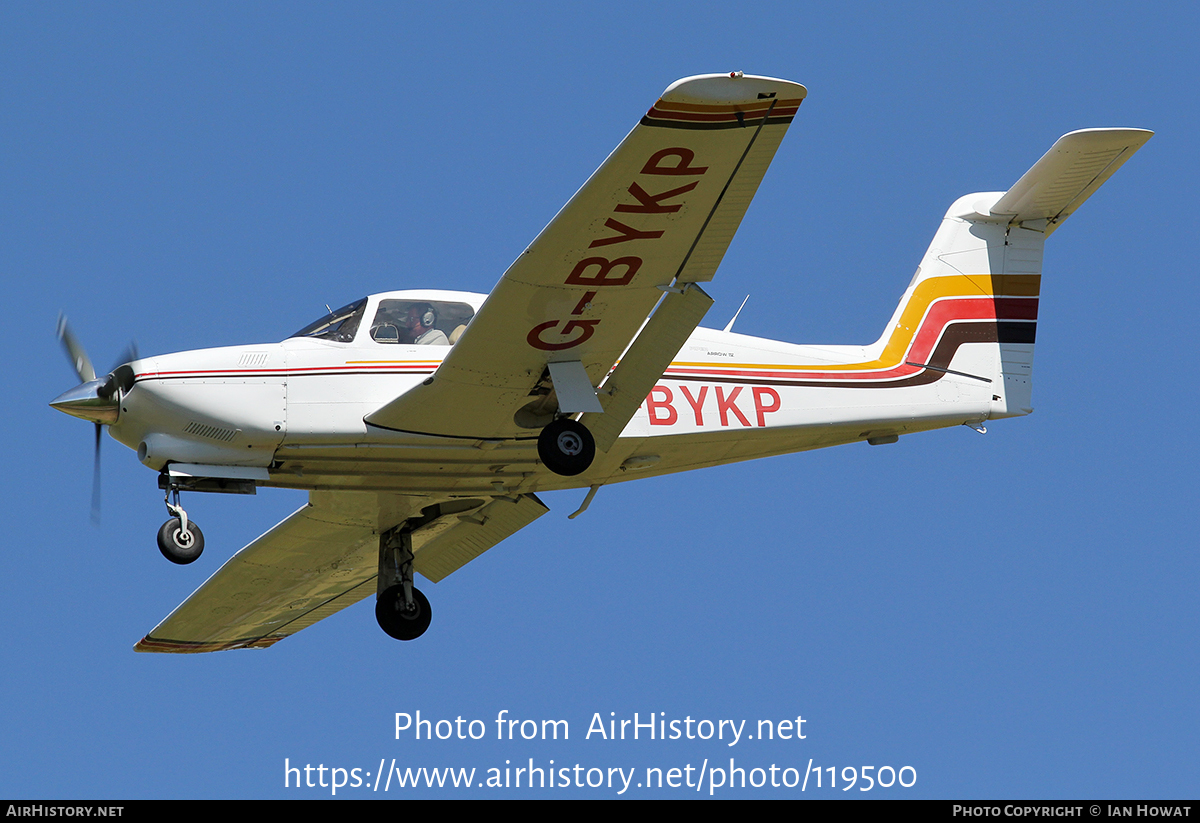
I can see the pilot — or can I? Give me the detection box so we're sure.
[405,303,449,345]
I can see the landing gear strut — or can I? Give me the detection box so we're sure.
[538,418,595,476]
[376,526,431,641]
[157,484,204,564]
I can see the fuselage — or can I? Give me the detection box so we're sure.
[105,283,1019,499]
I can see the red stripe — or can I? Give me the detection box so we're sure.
[136,364,436,379]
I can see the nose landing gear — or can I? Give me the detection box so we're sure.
[158,484,204,564]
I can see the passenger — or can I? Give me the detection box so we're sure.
[405,303,449,345]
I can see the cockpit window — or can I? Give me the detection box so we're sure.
[288,298,367,342]
[369,300,475,346]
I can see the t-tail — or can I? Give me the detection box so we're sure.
[875,128,1152,421]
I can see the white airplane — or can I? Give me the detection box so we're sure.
[51,73,1151,653]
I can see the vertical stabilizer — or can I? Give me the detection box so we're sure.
[875,128,1151,419]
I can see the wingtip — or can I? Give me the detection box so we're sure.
[660,73,807,105]
[1054,127,1155,151]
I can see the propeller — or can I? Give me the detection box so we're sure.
[56,313,96,383]
[53,314,138,524]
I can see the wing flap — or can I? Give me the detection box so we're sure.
[581,283,713,453]
[365,74,805,440]
[413,493,550,583]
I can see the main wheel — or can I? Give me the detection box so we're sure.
[157,517,204,565]
[537,418,595,476]
[375,585,432,641]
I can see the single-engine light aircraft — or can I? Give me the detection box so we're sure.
[50,73,1151,653]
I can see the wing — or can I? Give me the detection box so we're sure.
[366,73,806,442]
[135,490,548,653]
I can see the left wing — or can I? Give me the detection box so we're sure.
[366,73,806,442]
[135,490,548,653]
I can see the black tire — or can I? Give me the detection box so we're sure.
[157,517,204,565]
[537,418,595,476]
[375,585,432,641]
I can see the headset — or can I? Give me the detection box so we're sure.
[412,303,436,328]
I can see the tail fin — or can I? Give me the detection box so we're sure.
[878,128,1152,419]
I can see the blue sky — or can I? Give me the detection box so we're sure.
[4,2,1196,798]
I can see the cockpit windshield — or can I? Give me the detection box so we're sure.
[288,298,367,342]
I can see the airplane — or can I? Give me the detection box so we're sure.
[50,73,1151,653]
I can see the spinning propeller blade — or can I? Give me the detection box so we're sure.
[111,342,139,372]
[54,315,137,525]
[56,313,96,383]
[92,423,102,524]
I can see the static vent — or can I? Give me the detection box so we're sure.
[184,421,239,442]
[238,352,269,366]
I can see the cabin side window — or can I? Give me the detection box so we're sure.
[369,300,474,346]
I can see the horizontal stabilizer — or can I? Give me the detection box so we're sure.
[990,128,1153,234]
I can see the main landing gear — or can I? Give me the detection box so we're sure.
[537,418,595,477]
[157,484,204,564]
[376,526,431,641]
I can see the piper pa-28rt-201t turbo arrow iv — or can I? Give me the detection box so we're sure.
[51,73,1151,653]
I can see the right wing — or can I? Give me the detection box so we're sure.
[365,73,806,442]
[135,490,548,653]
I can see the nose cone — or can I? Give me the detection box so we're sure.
[50,380,119,425]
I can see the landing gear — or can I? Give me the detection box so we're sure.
[158,482,203,564]
[376,526,431,641]
[376,585,431,641]
[538,418,595,476]
[157,517,204,564]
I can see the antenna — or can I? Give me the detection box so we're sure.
[723,295,750,333]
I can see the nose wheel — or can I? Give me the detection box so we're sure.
[157,517,204,564]
[158,483,204,564]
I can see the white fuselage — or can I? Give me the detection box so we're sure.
[108,285,1015,499]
